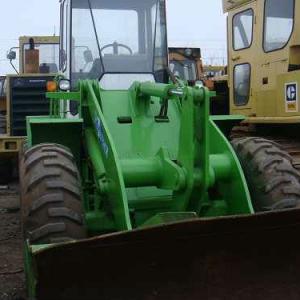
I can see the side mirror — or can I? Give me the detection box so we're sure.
[60,49,67,70]
[7,50,16,60]
[83,49,93,64]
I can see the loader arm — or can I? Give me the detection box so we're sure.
[30,80,253,235]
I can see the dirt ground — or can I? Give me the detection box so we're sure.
[0,183,26,300]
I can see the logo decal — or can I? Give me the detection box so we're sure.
[94,117,109,157]
[285,82,298,112]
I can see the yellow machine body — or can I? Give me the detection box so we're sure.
[225,0,300,123]
[0,36,59,178]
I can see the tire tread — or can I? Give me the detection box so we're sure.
[232,137,300,211]
[19,143,86,244]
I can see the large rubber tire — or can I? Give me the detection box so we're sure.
[19,143,86,244]
[232,137,300,212]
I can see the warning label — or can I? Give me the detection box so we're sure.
[285,82,298,112]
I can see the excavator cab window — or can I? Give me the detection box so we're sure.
[70,0,168,89]
[263,0,294,52]
[233,9,254,51]
[232,7,254,107]
[234,63,251,106]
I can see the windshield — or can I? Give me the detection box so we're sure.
[23,43,59,73]
[263,0,294,52]
[71,0,168,85]
[170,59,198,81]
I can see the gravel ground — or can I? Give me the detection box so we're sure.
[0,183,26,300]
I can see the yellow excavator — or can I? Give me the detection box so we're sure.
[222,0,300,184]
[224,0,300,126]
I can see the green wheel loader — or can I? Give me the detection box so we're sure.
[19,0,300,299]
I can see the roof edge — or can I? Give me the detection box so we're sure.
[223,0,254,12]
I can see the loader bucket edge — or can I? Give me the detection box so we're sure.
[29,209,300,300]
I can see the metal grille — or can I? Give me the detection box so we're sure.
[9,76,52,136]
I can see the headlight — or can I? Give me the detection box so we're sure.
[59,79,71,91]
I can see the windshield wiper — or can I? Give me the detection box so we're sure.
[87,0,105,76]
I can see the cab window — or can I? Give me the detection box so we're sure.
[234,63,251,106]
[233,9,254,51]
[263,0,294,52]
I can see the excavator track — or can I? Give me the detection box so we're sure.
[231,124,300,172]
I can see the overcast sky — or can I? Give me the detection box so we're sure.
[0,0,227,75]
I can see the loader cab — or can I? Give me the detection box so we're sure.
[7,36,60,74]
[168,47,203,85]
[60,0,168,90]
[17,36,60,74]
[225,0,300,120]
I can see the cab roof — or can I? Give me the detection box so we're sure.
[223,0,253,12]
